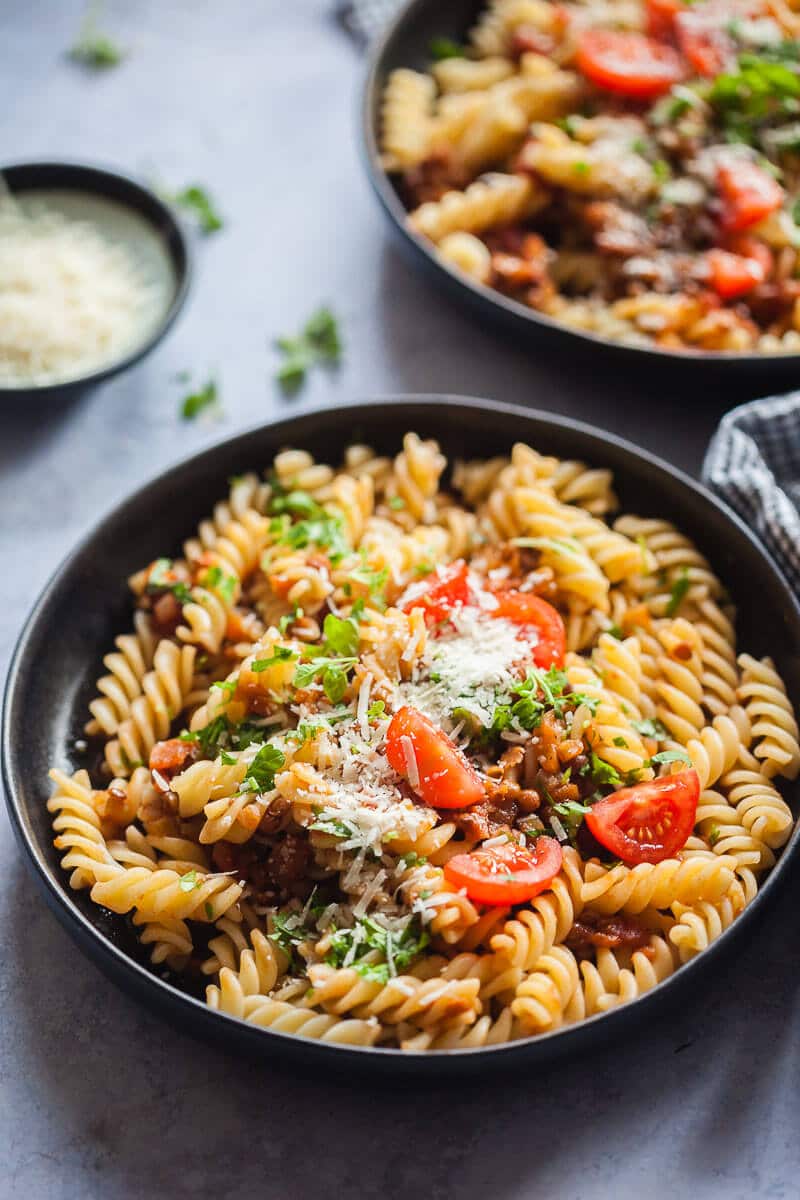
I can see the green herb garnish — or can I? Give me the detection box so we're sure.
[275,307,342,395]
[666,567,690,617]
[251,647,299,672]
[169,185,224,234]
[180,377,220,421]
[145,558,192,604]
[239,743,286,793]
[430,36,466,60]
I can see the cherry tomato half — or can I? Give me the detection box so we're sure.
[717,160,784,233]
[399,560,471,627]
[645,0,684,40]
[491,591,566,669]
[585,769,700,865]
[576,30,683,99]
[675,4,738,77]
[704,248,766,300]
[444,837,563,906]
[386,706,484,809]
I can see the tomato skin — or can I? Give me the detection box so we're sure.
[675,2,741,77]
[717,161,784,233]
[646,0,683,40]
[576,30,683,99]
[399,560,471,627]
[386,706,484,809]
[491,591,566,668]
[704,248,766,300]
[444,838,563,905]
[585,769,700,865]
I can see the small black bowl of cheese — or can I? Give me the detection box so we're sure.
[0,160,191,401]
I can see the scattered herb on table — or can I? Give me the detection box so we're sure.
[69,3,125,69]
[166,185,224,234]
[180,376,220,421]
[274,306,342,395]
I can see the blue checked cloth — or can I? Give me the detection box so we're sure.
[704,393,800,595]
[338,2,800,595]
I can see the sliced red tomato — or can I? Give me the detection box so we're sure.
[646,0,684,40]
[443,837,563,905]
[386,706,484,809]
[585,769,700,865]
[576,30,683,99]
[399,560,470,626]
[675,4,738,77]
[717,160,785,233]
[704,247,767,299]
[491,591,566,669]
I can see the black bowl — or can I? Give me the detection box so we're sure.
[4,397,800,1076]
[0,160,191,401]
[362,0,800,380]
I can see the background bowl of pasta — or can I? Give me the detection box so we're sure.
[363,0,800,373]
[4,396,800,1074]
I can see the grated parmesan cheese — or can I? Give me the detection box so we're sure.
[0,191,168,385]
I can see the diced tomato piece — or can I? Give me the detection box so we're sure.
[717,160,785,233]
[149,737,198,778]
[576,30,683,99]
[490,591,566,668]
[443,837,563,905]
[399,560,471,626]
[675,3,738,76]
[585,769,700,865]
[723,233,774,277]
[386,706,484,809]
[646,0,684,40]
[704,248,767,299]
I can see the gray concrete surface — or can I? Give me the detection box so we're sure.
[1,2,798,1197]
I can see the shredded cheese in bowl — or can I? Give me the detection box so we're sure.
[0,188,174,387]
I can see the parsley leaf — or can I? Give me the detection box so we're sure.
[169,185,224,234]
[666,567,690,617]
[180,377,220,421]
[430,36,466,59]
[632,717,670,739]
[69,4,125,69]
[252,647,298,672]
[200,564,237,603]
[240,743,286,793]
[648,748,692,767]
[367,700,386,719]
[275,307,342,395]
[145,558,192,604]
[551,800,591,843]
[322,611,361,657]
[323,914,429,982]
[178,869,199,893]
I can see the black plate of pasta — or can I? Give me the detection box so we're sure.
[4,397,800,1074]
[363,0,800,372]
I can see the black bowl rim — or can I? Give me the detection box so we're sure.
[4,394,800,1073]
[0,158,192,397]
[360,0,800,369]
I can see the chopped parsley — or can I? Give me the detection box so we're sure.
[666,567,690,617]
[145,559,192,604]
[367,700,386,719]
[648,748,692,767]
[252,646,299,672]
[168,185,224,234]
[294,655,357,704]
[323,914,429,983]
[710,53,800,145]
[388,496,406,510]
[178,869,199,893]
[180,714,266,756]
[430,36,466,60]
[551,800,591,844]
[275,306,342,395]
[68,3,125,69]
[200,564,237,604]
[322,609,361,657]
[632,716,670,739]
[583,753,624,790]
[239,743,286,794]
[180,377,220,421]
[708,825,721,847]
